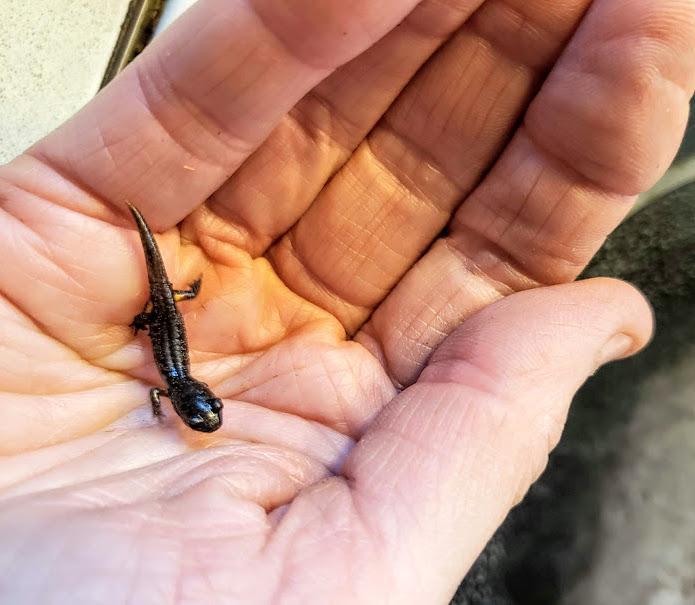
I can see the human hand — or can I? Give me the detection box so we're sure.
[0,0,692,602]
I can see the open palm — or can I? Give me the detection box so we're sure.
[0,0,692,603]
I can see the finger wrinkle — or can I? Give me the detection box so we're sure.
[248,0,352,72]
[469,0,588,69]
[461,150,605,275]
[0,232,131,375]
[251,0,430,72]
[4,444,327,512]
[0,155,123,227]
[419,355,505,400]
[445,228,536,291]
[368,123,462,213]
[134,59,253,173]
[269,231,370,330]
[289,89,361,160]
[487,156,545,243]
[523,114,643,197]
[437,40,499,136]
[403,0,482,41]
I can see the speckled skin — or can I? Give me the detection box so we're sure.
[128,204,223,433]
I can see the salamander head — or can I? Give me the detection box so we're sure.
[170,380,223,433]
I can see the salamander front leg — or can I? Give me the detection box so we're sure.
[149,387,168,419]
[130,300,153,334]
[173,277,202,302]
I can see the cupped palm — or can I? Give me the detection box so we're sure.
[0,0,692,602]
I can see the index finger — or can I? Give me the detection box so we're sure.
[7,0,421,229]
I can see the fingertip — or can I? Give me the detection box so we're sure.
[580,276,654,357]
[422,277,655,393]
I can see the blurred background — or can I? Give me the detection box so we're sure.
[1,2,693,603]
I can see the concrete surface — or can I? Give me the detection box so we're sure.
[0,0,131,163]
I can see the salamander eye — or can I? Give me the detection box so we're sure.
[188,415,204,425]
[210,399,222,412]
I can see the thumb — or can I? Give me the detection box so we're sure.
[344,278,653,604]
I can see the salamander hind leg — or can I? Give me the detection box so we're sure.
[149,388,168,419]
[173,276,202,302]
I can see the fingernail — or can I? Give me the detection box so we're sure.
[598,333,634,366]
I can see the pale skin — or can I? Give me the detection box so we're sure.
[0,0,693,602]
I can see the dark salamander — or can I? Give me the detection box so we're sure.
[128,203,223,433]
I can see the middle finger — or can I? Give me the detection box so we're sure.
[199,0,485,256]
[268,0,592,332]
